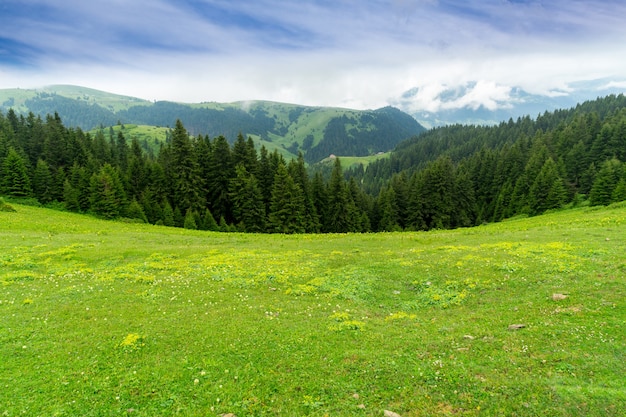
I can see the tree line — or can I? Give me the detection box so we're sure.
[0,111,371,232]
[1,94,626,233]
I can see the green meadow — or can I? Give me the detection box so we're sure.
[1,203,624,416]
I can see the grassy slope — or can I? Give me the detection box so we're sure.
[321,152,391,170]
[89,124,170,154]
[1,205,625,416]
[0,85,150,114]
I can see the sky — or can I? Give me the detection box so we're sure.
[1,0,626,113]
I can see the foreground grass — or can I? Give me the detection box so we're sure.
[1,204,624,416]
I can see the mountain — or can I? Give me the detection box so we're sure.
[0,85,425,163]
[395,79,626,128]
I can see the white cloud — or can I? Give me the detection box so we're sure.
[1,0,626,113]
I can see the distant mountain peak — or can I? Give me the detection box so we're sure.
[394,78,626,128]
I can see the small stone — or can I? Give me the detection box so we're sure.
[384,410,402,417]
[220,414,237,417]
[353,393,360,399]
[463,335,475,340]
[552,293,568,301]
[508,324,526,330]
[358,404,366,409]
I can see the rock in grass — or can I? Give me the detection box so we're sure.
[384,410,402,417]
[508,324,526,330]
[463,335,475,340]
[552,293,568,301]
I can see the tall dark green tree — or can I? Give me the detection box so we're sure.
[32,159,53,203]
[589,158,623,206]
[206,135,234,222]
[528,157,567,215]
[415,156,456,229]
[89,164,127,219]
[170,120,204,213]
[268,161,306,233]
[377,185,400,231]
[289,153,320,232]
[230,164,266,232]
[325,157,351,232]
[1,148,32,197]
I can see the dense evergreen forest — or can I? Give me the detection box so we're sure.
[1,94,625,233]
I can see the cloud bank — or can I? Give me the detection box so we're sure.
[1,0,625,112]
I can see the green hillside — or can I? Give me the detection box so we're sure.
[0,85,425,163]
[1,201,624,416]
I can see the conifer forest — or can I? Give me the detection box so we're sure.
[1,94,626,233]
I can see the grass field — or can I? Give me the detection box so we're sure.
[1,203,624,416]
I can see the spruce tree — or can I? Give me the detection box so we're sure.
[528,158,566,215]
[201,208,219,231]
[170,120,204,213]
[63,179,80,212]
[325,157,351,232]
[89,164,127,219]
[127,199,148,223]
[268,161,306,233]
[1,148,32,197]
[377,186,400,231]
[589,158,623,206]
[162,200,175,226]
[206,135,234,222]
[32,159,53,203]
[183,208,198,229]
[230,164,266,232]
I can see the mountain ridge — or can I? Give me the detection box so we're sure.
[0,85,425,163]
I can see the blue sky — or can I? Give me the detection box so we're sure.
[1,0,625,112]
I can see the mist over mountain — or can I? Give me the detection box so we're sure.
[395,79,626,128]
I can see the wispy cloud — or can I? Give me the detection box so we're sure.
[1,0,625,111]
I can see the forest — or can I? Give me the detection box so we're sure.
[1,94,625,233]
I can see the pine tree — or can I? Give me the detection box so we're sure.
[377,186,400,231]
[173,206,184,228]
[67,163,92,212]
[206,135,234,222]
[170,120,204,213]
[127,199,148,223]
[418,156,456,229]
[232,133,258,174]
[140,188,162,224]
[183,208,198,229]
[612,177,626,202]
[201,208,219,231]
[162,200,174,226]
[126,137,146,200]
[289,153,320,232]
[1,148,32,197]
[230,164,266,232]
[268,161,306,233]
[32,159,53,203]
[325,157,351,232]
[89,164,127,219]
[589,158,623,206]
[63,179,80,211]
[528,158,566,215]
